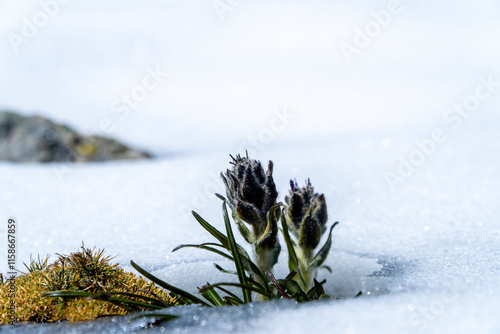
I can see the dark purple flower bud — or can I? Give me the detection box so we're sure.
[221,153,278,239]
[284,179,328,250]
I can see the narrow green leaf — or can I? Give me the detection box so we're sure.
[90,294,166,310]
[43,291,166,310]
[223,296,242,305]
[213,264,265,293]
[306,279,326,300]
[308,222,339,270]
[43,291,92,298]
[216,195,256,244]
[214,193,226,201]
[95,291,166,306]
[192,209,267,291]
[285,270,297,280]
[130,260,210,307]
[276,279,309,302]
[199,282,276,300]
[319,265,332,273]
[192,211,230,248]
[172,242,226,252]
[239,254,268,288]
[214,286,244,304]
[192,211,253,260]
[172,244,233,261]
[200,285,226,307]
[213,263,237,275]
[245,277,267,292]
[222,202,252,303]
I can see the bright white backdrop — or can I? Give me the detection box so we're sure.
[0,0,499,152]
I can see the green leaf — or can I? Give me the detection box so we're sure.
[238,254,268,289]
[130,260,210,307]
[192,211,252,260]
[306,279,326,300]
[192,210,268,291]
[214,286,244,305]
[172,244,233,261]
[90,294,166,310]
[234,215,256,244]
[223,296,242,305]
[200,285,226,307]
[280,213,307,288]
[285,270,297,280]
[199,282,276,300]
[308,222,338,270]
[216,194,256,244]
[319,265,332,273]
[215,263,266,291]
[192,211,231,248]
[222,202,252,304]
[245,277,267,292]
[94,291,167,306]
[43,290,92,298]
[276,279,309,302]
[214,193,226,201]
[266,271,290,299]
[213,263,237,275]
[43,291,166,310]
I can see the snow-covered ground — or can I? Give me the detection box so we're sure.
[1,120,500,333]
[1,1,500,333]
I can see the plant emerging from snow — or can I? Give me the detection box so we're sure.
[221,154,281,282]
[283,179,338,291]
[38,153,340,323]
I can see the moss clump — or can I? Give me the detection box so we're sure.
[0,246,178,325]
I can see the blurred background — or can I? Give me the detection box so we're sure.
[1,0,499,155]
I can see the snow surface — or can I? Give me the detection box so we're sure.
[1,120,500,333]
[1,0,500,333]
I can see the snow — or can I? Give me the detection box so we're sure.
[1,123,500,333]
[1,0,500,333]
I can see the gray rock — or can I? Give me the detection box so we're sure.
[0,111,151,162]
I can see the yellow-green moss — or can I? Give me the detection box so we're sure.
[0,247,178,325]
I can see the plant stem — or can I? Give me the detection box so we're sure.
[297,248,314,291]
[253,246,275,300]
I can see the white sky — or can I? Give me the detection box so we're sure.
[0,0,499,152]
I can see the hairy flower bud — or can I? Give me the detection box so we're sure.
[284,179,328,250]
[221,153,278,241]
